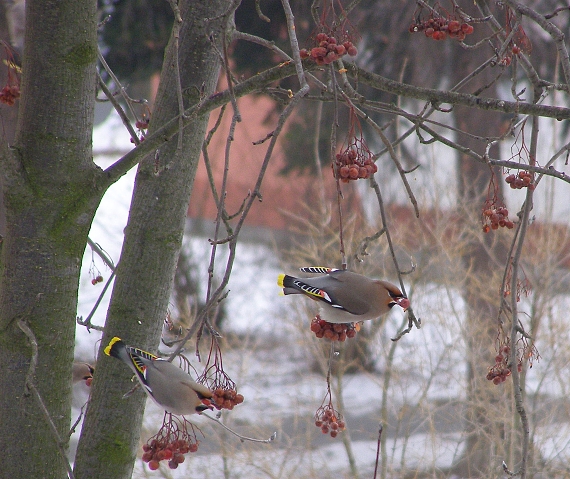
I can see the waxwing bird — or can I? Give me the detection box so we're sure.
[104,337,213,416]
[278,267,410,324]
[72,362,94,386]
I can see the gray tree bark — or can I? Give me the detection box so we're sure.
[73,1,232,478]
[0,1,99,478]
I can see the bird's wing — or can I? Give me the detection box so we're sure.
[299,266,339,274]
[306,271,372,316]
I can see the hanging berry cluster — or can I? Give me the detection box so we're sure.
[300,32,357,66]
[409,3,474,42]
[0,83,20,106]
[486,337,539,386]
[300,0,359,66]
[499,6,532,66]
[481,171,514,233]
[315,401,346,438]
[142,414,200,470]
[0,45,20,106]
[482,205,514,232]
[334,108,376,183]
[409,17,474,41]
[90,275,104,285]
[334,147,377,182]
[486,343,516,385]
[211,387,244,411]
[310,315,358,342]
[197,337,244,411]
[505,171,535,190]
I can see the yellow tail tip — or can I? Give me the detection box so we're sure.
[277,274,285,288]
[104,336,122,356]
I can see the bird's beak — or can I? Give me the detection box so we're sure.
[396,297,410,311]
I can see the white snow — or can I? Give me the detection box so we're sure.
[70,111,570,477]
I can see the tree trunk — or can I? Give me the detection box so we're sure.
[73,1,231,478]
[0,1,98,478]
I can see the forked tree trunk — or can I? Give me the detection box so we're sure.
[0,1,99,478]
[73,1,231,478]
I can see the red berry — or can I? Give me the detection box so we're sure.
[148,460,160,470]
[347,46,358,56]
[448,20,461,33]
[311,47,327,59]
[334,44,346,56]
[348,167,359,179]
[330,430,338,438]
[300,49,309,59]
[168,460,179,469]
[425,27,434,37]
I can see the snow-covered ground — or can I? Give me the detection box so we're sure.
[71,112,570,477]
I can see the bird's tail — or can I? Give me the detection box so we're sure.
[277,274,299,295]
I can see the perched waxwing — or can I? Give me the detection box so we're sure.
[278,267,410,324]
[104,337,213,416]
[72,362,94,386]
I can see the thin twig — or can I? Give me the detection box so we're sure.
[202,413,277,443]
[17,319,76,479]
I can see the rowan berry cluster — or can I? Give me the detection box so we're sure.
[486,344,522,385]
[334,148,377,182]
[210,387,244,411]
[505,171,535,190]
[315,405,346,438]
[91,275,104,285]
[0,84,20,106]
[135,118,149,130]
[482,206,514,233]
[300,32,357,65]
[142,437,197,471]
[409,18,474,41]
[310,316,357,342]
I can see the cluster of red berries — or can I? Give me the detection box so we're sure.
[91,275,104,285]
[409,18,474,41]
[482,206,514,232]
[334,148,377,182]
[142,438,197,471]
[300,32,358,66]
[310,316,357,342]
[0,84,20,106]
[315,406,346,438]
[135,118,149,130]
[505,171,535,190]
[210,387,244,411]
[486,344,522,385]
